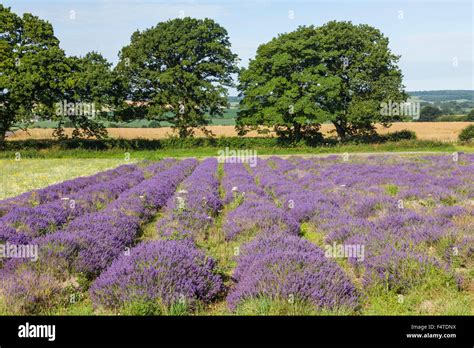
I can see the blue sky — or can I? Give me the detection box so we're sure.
[3,0,473,93]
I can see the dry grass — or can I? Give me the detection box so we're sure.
[7,122,473,142]
[371,122,473,141]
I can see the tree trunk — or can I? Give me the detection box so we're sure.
[333,121,346,141]
[178,126,190,138]
[0,129,6,150]
[293,123,302,142]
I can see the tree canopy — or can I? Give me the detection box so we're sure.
[467,109,474,121]
[116,17,238,137]
[237,21,407,141]
[1,8,413,144]
[52,52,124,139]
[0,4,66,144]
[0,5,120,145]
[419,105,443,121]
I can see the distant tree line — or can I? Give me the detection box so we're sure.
[418,105,474,122]
[1,5,413,146]
[409,90,474,102]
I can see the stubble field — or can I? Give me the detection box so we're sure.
[6,122,473,142]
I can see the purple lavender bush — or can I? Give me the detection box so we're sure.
[1,154,473,315]
[232,233,326,282]
[228,247,359,312]
[156,158,222,240]
[223,198,299,240]
[0,164,138,217]
[0,159,198,314]
[36,159,198,278]
[0,255,71,315]
[361,245,441,292]
[90,240,223,314]
[0,168,146,243]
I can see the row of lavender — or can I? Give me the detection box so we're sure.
[0,163,151,244]
[224,159,359,311]
[90,158,359,313]
[1,159,198,313]
[288,155,474,292]
[0,163,138,217]
[90,158,223,312]
[0,154,471,314]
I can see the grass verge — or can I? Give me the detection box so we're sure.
[0,140,471,160]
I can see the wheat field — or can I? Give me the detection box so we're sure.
[6,122,473,142]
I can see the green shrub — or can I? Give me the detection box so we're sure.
[458,125,474,142]
[2,128,422,152]
[434,115,468,122]
[466,109,474,121]
[385,184,399,196]
[121,299,189,315]
[343,129,417,144]
[148,120,161,128]
[385,129,417,141]
[4,137,284,151]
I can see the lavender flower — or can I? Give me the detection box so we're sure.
[228,248,359,311]
[90,240,223,312]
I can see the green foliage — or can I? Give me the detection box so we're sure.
[147,120,161,128]
[51,52,124,139]
[336,129,416,144]
[0,5,65,146]
[2,137,280,151]
[458,124,474,142]
[434,115,468,122]
[0,6,121,145]
[419,105,442,121]
[0,139,463,160]
[385,184,399,197]
[116,17,238,138]
[1,130,420,152]
[440,195,457,206]
[432,100,474,116]
[408,90,474,102]
[385,129,417,141]
[234,297,355,315]
[237,21,407,141]
[121,299,189,315]
[363,270,471,315]
[466,109,474,121]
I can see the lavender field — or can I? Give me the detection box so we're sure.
[0,154,472,315]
